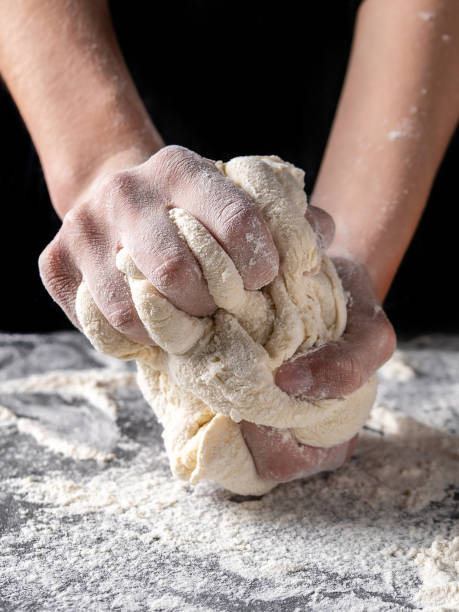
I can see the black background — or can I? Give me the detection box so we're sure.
[1,0,457,335]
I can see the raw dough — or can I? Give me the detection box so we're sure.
[75,155,377,495]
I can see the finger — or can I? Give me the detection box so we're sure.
[81,253,154,346]
[61,206,156,345]
[38,237,82,331]
[75,281,143,360]
[305,205,335,250]
[152,146,279,290]
[276,260,396,399]
[116,249,209,355]
[122,214,216,317]
[241,420,357,483]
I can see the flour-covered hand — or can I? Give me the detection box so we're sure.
[242,210,395,485]
[39,146,279,344]
[241,421,358,482]
[276,258,396,401]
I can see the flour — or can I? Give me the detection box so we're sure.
[387,117,417,142]
[3,353,458,609]
[0,408,114,462]
[419,11,436,21]
[379,349,416,382]
[414,533,459,610]
[10,401,458,519]
[0,369,136,461]
[0,332,458,610]
[0,368,137,417]
[5,400,458,610]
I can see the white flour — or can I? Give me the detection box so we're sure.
[414,533,459,610]
[1,347,458,610]
[0,369,136,462]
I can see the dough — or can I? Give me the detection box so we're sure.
[75,156,377,495]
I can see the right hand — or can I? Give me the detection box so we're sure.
[39,145,279,343]
[241,255,396,484]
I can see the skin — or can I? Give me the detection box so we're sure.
[242,0,459,481]
[1,0,458,484]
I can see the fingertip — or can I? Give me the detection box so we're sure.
[243,254,279,290]
[275,360,313,397]
[183,294,217,317]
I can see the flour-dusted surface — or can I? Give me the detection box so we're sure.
[0,332,458,611]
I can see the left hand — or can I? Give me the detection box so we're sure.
[240,206,396,483]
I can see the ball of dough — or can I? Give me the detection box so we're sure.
[76,156,377,495]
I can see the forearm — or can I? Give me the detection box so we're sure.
[0,0,164,217]
[312,0,459,302]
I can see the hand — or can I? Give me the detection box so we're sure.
[39,145,279,343]
[241,209,396,484]
[241,423,359,483]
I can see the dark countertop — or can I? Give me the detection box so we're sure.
[0,332,457,611]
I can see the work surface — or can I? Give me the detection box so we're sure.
[0,332,457,611]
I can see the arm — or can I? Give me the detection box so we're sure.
[278,0,459,399]
[0,0,163,216]
[0,0,278,338]
[243,0,459,482]
[313,0,459,301]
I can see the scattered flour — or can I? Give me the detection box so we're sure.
[419,11,436,21]
[1,339,458,610]
[387,117,417,142]
[414,532,459,610]
[0,407,114,462]
[0,368,137,418]
[379,350,416,382]
[0,369,136,461]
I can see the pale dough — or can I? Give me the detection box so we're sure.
[75,156,377,495]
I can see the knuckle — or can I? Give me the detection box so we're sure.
[63,204,93,240]
[96,172,163,222]
[62,203,109,251]
[38,240,78,306]
[155,144,189,159]
[97,170,138,201]
[150,145,199,188]
[152,254,191,291]
[215,200,256,235]
[104,301,138,332]
[38,239,66,283]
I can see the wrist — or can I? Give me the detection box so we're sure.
[327,241,394,305]
[46,119,164,219]
[0,0,166,218]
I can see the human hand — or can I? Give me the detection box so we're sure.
[39,145,279,343]
[241,208,396,483]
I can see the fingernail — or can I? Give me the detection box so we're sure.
[277,364,313,396]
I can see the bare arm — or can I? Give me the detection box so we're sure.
[0,0,278,334]
[0,0,164,217]
[244,0,459,482]
[4,0,456,485]
[313,0,459,302]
